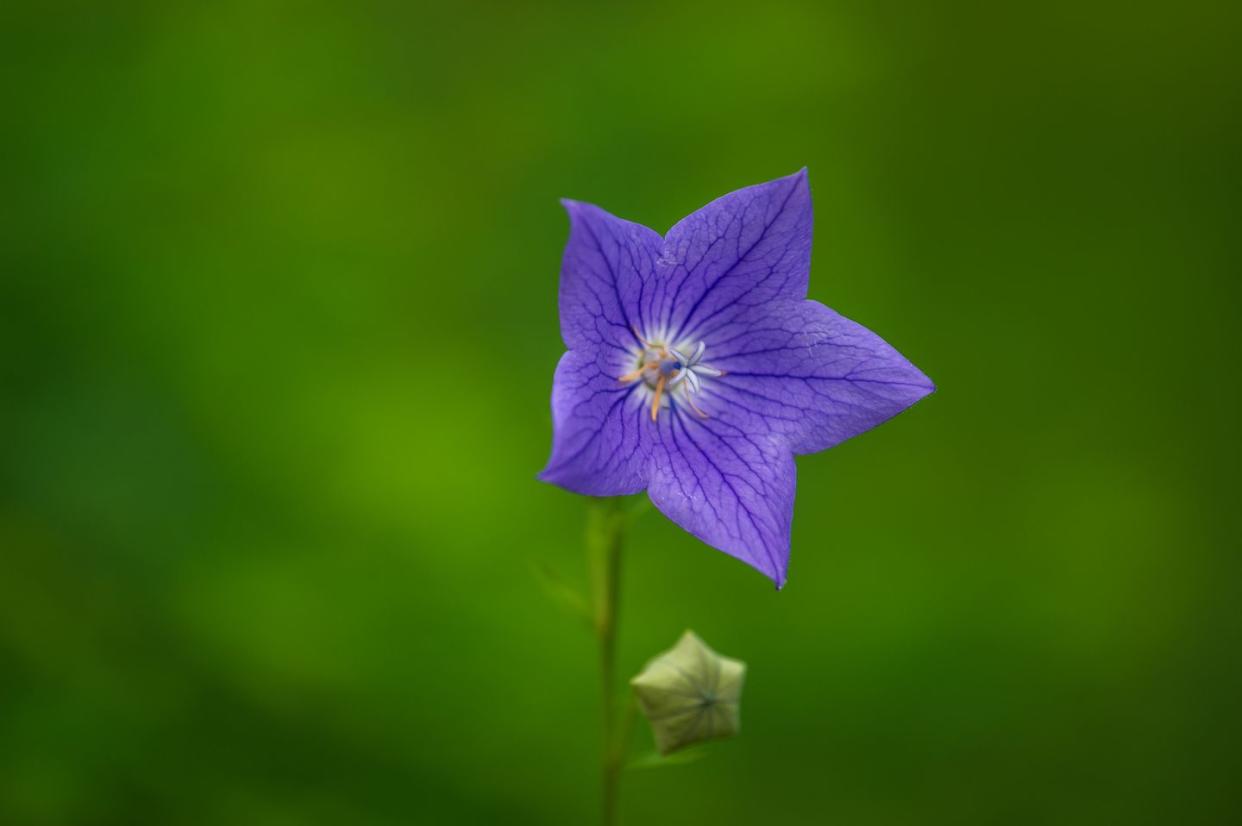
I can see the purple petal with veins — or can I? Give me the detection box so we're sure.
[539,169,934,587]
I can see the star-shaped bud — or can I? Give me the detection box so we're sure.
[630,630,746,756]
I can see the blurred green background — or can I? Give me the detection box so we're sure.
[2,1,1240,824]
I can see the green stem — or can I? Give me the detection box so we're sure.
[588,497,626,826]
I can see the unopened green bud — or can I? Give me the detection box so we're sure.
[630,630,746,756]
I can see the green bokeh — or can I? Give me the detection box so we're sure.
[2,1,1239,824]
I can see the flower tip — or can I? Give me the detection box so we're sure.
[780,167,808,187]
[535,463,569,489]
[559,198,591,221]
[760,561,788,590]
[560,197,599,216]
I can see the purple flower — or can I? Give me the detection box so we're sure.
[538,170,933,587]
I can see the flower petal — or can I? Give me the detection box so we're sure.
[709,299,934,455]
[652,169,812,344]
[557,199,662,352]
[647,410,796,586]
[538,349,652,496]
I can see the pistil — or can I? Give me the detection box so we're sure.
[619,332,724,422]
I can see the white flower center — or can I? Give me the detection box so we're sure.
[619,332,724,421]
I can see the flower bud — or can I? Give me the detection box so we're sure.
[630,630,746,755]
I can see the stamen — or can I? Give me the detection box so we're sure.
[650,374,666,422]
[682,386,709,418]
[620,334,721,422]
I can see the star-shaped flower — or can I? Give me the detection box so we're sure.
[538,170,933,587]
[631,630,745,756]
